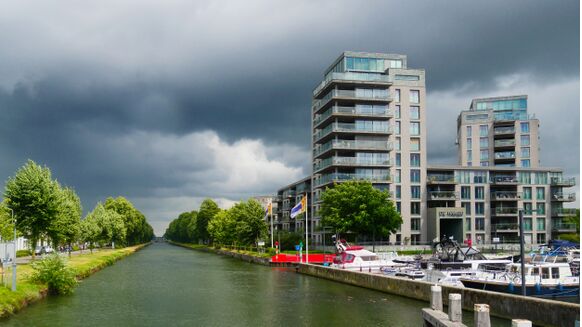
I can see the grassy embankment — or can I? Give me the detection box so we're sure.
[169,241,277,259]
[0,243,149,318]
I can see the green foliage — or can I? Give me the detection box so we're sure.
[232,199,268,245]
[16,249,32,257]
[4,160,61,249]
[207,209,235,245]
[558,209,580,242]
[0,202,16,241]
[196,199,220,242]
[320,181,402,240]
[276,231,304,251]
[104,197,154,246]
[80,213,101,251]
[85,203,126,246]
[48,187,82,249]
[164,211,197,243]
[30,254,78,295]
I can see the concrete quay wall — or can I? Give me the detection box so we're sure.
[297,264,579,327]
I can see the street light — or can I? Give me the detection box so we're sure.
[7,208,16,292]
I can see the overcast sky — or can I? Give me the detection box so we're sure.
[0,1,579,235]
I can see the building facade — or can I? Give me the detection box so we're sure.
[457,95,540,168]
[275,176,311,232]
[311,51,427,245]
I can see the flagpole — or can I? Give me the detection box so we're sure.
[270,203,274,248]
[305,193,309,264]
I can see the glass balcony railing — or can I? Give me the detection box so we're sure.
[491,192,522,200]
[313,89,392,111]
[494,111,535,121]
[494,207,518,215]
[490,176,518,184]
[552,222,578,231]
[313,140,392,157]
[491,223,519,231]
[313,72,392,96]
[551,193,576,201]
[551,208,578,216]
[314,123,392,141]
[493,126,515,135]
[427,174,456,183]
[314,106,391,125]
[314,157,391,171]
[550,177,576,187]
[494,139,515,147]
[494,151,516,159]
[314,173,391,187]
[428,191,458,200]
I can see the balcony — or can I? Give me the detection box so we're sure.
[313,72,392,97]
[314,173,391,187]
[314,123,392,142]
[493,126,515,136]
[313,139,392,158]
[494,139,515,148]
[489,176,518,184]
[313,89,392,113]
[551,193,576,202]
[427,174,456,184]
[494,151,516,160]
[552,223,578,233]
[551,208,578,217]
[493,207,518,216]
[283,191,296,198]
[314,157,390,172]
[491,223,519,232]
[550,177,576,187]
[491,192,522,201]
[428,191,459,201]
[313,105,391,127]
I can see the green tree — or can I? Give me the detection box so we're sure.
[196,199,220,243]
[208,209,235,245]
[559,209,580,242]
[104,197,152,246]
[0,202,16,241]
[87,203,126,247]
[48,187,82,255]
[80,216,101,253]
[231,199,268,245]
[320,181,402,251]
[4,160,62,257]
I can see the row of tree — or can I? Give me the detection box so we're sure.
[0,160,154,254]
[164,198,268,246]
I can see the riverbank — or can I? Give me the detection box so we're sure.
[168,241,272,265]
[0,243,150,318]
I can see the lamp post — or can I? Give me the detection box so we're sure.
[7,208,16,292]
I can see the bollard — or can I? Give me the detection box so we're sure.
[511,319,532,327]
[474,304,490,327]
[448,293,462,323]
[430,285,443,311]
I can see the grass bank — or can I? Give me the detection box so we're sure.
[0,243,150,319]
[168,241,273,261]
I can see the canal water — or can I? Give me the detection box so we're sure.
[2,243,508,326]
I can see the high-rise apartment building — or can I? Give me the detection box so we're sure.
[457,95,540,168]
[311,51,426,244]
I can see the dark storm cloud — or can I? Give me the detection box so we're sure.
[0,0,578,233]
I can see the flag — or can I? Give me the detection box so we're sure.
[264,202,272,218]
[290,195,307,219]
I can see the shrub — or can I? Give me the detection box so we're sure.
[29,254,78,295]
[16,250,32,258]
[267,247,276,256]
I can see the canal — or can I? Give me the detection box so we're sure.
[3,243,508,326]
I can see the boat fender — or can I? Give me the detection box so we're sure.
[508,281,515,292]
[535,282,541,294]
[513,276,521,284]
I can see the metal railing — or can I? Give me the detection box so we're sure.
[550,177,576,187]
[314,106,391,125]
[551,223,577,231]
[314,173,391,187]
[313,89,392,112]
[551,193,576,201]
[494,151,515,159]
[494,207,518,215]
[314,157,391,171]
[428,191,458,200]
[490,192,522,200]
[491,223,520,231]
[313,139,392,157]
[489,176,518,184]
[314,123,392,141]
[427,175,456,183]
[494,139,516,147]
[313,72,392,96]
[493,126,515,135]
[551,208,577,216]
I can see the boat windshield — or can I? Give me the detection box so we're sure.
[360,255,379,261]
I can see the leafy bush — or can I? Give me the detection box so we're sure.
[267,247,277,256]
[72,245,80,251]
[16,250,32,257]
[30,254,78,295]
[277,231,304,251]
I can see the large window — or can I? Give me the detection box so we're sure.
[410,153,421,167]
[536,187,545,200]
[467,150,472,161]
[466,138,472,150]
[536,203,545,215]
[411,202,420,215]
[462,202,471,214]
[475,218,485,231]
[395,185,401,199]
[410,122,420,135]
[479,137,488,148]
[480,150,489,161]
[535,172,547,184]
[388,60,402,68]
[395,137,401,150]
[521,159,531,167]
[523,187,532,200]
[411,186,421,199]
[475,186,485,199]
[395,105,401,118]
[461,186,471,199]
[410,169,421,183]
[479,125,488,137]
[345,57,385,72]
[537,218,546,230]
[395,121,401,134]
[395,153,401,166]
[394,89,401,103]
[475,202,485,215]
[521,135,530,146]
[465,218,472,231]
[466,126,472,137]
[521,147,530,158]
[411,138,420,151]
[521,122,530,133]
[410,90,420,104]
[411,218,421,231]
[410,106,420,119]
[395,169,401,183]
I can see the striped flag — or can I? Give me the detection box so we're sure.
[290,195,307,219]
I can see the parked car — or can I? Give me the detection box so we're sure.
[34,246,54,255]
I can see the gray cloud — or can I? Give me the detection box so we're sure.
[0,0,578,234]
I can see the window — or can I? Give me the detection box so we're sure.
[389,60,402,68]
[479,137,489,148]
[410,106,420,119]
[410,153,420,167]
[537,218,545,230]
[537,203,545,215]
[521,147,530,158]
[521,122,530,133]
[521,159,531,167]
[466,126,472,137]
[411,138,420,151]
[551,267,559,279]
[479,125,488,137]
[475,203,485,215]
[537,233,546,244]
[480,149,489,161]
[461,186,471,200]
[465,218,472,231]
[457,171,471,183]
[411,218,421,231]
[410,122,420,135]
[520,172,532,184]
[462,202,471,215]
[395,153,401,166]
[524,202,532,214]
[474,171,487,183]
[536,187,545,200]
[411,186,421,199]
[475,218,485,231]
[475,187,485,199]
[521,135,530,146]
[395,105,401,118]
[395,137,401,150]
[410,169,421,183]
[411,202,420,215]
[466,138,472,150]
[410,90,420,103]
[535,172,547,184]
[395,121,401,135]
[395,185,401,199]
[467,150,472,160]
[345,57,385,72]
[523,187,532,200]
[480,161,489,167]
[394,89,401,103]
[524,218,532,231]
[395,169,401,183]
